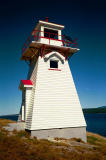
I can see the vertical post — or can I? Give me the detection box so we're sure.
[45,17,48,22]
[58,30,61,40]
[62,35,65,46]
[41,45,45,58]
[22,105,25,121]
[41,26,44,42]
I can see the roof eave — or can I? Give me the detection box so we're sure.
[39,20,65,29]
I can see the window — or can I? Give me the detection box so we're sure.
[50,60,58,68]
[44,28,58,39]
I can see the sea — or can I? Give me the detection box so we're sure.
[0,113,106,137]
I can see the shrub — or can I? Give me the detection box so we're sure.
[13,129,30,138]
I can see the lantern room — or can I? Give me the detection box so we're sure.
[32,17,64,46]
[21,18,79,61]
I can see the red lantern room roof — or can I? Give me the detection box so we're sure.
[21,80,33,85]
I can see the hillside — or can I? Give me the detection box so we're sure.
[83,106,106,113]
[0,119,106,160]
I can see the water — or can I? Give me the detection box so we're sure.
[84,113,106,137]
[0,113,106,137]
[0,114,18,121]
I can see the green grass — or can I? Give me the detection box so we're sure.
[87,132,106,155]
[87,136,98,145]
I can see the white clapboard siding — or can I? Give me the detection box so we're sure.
[26,52,86,130]
[25,59,39,129]
[25,88,32,121]
[27,59,38,84]
[25,87,35,129]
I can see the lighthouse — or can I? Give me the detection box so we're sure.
[19,18,87,142]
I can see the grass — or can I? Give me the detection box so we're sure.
[87,132,106,155]
[0,119,15,128]
[13,129,30,138]
[0,119,106,160]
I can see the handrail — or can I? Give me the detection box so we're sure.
[22,29,78,56]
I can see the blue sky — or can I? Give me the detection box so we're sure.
[0,0,106,115]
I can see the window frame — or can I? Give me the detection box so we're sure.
[44,28,58,40]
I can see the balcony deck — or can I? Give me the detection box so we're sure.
[21,30,79,61]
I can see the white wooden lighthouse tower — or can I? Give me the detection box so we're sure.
[19,18,86,141]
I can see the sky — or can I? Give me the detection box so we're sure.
[0,0,106,115]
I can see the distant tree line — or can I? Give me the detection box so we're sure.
[83,106,106,113]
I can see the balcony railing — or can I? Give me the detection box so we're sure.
[22,29,78,56]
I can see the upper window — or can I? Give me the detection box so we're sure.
[44,28,58,39]
[50,60,58,68]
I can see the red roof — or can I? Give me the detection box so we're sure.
[21,80,33,85]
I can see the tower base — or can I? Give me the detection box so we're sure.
[26,127,87,142]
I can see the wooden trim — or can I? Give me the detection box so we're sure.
[48,68,61,71]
